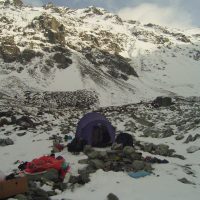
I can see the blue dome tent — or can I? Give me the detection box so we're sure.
[76,112,115,147]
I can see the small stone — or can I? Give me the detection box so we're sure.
[107,193,119,200]
[162,128,174,138]
[193,134,200,141]
[186,146,200,153]
[172,154,186,160]
[55,189,62,194]
[17,132,27,137]
[47,190,57,196]
[184,135,193,143]
[78,159,89,164]
[79,171,90,184]
[175,135,184,140]
[14,194,27,200]
[53,182,68,191]
[178,178,195,185]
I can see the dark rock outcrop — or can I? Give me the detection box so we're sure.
[53,53,72,69]
[0,40,20,62]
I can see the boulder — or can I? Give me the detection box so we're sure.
[98,151,108,160]
[175,135,184,140]
[47,30,65,45]
[123,146,135,156]
[0,118,10,126]
[111,143,123,151]
[87,150,99,159]
[130,152,142,160]
[53,53,72,69]
[143,127,160,138]
[53,182,68,191]
[20,49,43,63]
[28,187,49,200]
[193,134,200,141]
[38,15,64,32]
[0,138,14,146]
[89,159,104,169]
[178,178,195,185]
[83,145,93,155]
[155,144,173,156]
[16,116,35,129]
[162,128,174,138]
[186,146,200,153]
[132,160,145,171]
[69,172,90,185]
[1,43,20,62]
[184,135,193,143]
[143,143,155,153]
[79,171,90,184]
[152,96,173,107]
[78,159,89,164]
[17,132,27,137]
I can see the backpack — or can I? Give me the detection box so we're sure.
[67,137,87,152]
[115,132,133,147]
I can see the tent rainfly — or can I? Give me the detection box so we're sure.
[76,112,115,147]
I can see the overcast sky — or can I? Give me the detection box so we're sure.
[23,0,200,28]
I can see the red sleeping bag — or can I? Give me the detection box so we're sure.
[24,156,69,180]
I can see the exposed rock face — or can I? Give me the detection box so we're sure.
[16,116,35,129]
[0,39,20,62]
[84,48,138,79]
[47,30,65,44]
[20,49,43,63]
[4,0,23,7]
[33,15,64,32]
[31,14,66,45]
[53,53,72,69]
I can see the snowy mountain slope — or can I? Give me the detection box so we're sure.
[0,1,200,106]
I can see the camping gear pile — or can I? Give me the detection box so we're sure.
[18,155,70,181]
